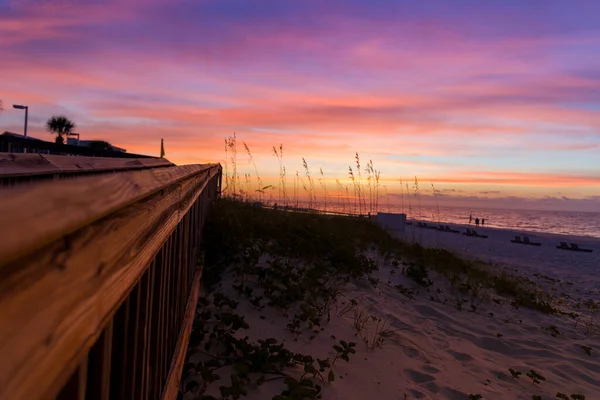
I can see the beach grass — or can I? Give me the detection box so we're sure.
[204,198,559,315]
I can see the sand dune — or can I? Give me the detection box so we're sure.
[186,220,600,400]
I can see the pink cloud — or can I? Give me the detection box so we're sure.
[1,0,600,209]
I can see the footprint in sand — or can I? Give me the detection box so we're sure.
[421,365,440,374]
[447,349,474,362]
[407,389,427,399]
[403,347,421,358]
[405,368,437,383]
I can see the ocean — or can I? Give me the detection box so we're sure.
[288,201,600,239]
[390,205,600,239]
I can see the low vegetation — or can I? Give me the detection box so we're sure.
[181,198,589,399]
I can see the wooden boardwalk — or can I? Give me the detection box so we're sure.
[0,155,222,400]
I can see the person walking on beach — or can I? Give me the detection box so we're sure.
[482,218,485,226]
[469,212,473,225]
[475,217,480,227]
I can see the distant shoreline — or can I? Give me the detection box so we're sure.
[406,217,600,241]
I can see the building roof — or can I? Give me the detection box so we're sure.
[1,131,44,141]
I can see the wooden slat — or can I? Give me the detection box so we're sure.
[162,236,173,384]
[161,266,203,400]
[110,297,130,400]
[156,246,168,398]
[56,357,88,400]
[0,163,219,268]
[142,262,155,399]
[0,166,220,400]
[86,320,113,400]
[149,248,164,400]
[129,280,142,399]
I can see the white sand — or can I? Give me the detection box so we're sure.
[404,220,600,301]
[189,221,600,400]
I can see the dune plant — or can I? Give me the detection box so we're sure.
[374,168,381,213]
[355,153,365,214]
[319,167,328,210]
[405,183,412,219]
[431,182,441,224]
[273,144,287,205]
[413,176,421,220]
[294,171,300,208]
[509,368,522,379]
[335,179,344,213]
[526,369,546,385]
[348,166,357,214]
[352,304,372,337]
[364,159,381,214]
[224,133,238,198]
[183,291,356,400]
[399,177,405,214]
[302,158,316,209]
[243,142,264,202]
[366,161,373,214]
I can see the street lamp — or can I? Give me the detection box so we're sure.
[13,104,28,138]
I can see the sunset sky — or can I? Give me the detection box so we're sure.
[1,0,599,211]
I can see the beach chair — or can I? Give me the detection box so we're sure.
[570,243,593,252]
[556,242,593,252]
[438,225,448,233]
[446,225,460,233]
[437,225,453,233]
[523,236,542,246]
[463,229,487,238]
[472,229,488,239]
[511,235,522,243]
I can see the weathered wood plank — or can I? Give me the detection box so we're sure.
[0,153,173,177]
[0,153,59,176]
[0,164,219,268]
[43,154,173,173]
[0,168,220,400]
[161,266,203,400]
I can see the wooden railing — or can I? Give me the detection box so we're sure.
[0,162,222,400]
[0,153,174,187]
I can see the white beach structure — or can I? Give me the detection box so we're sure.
[375,212,407,233]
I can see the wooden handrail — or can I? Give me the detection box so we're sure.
[0,153,173,177]
[0,163,216,267]
[0,163,222,400]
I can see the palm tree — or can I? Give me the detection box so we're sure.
[46,115,75,144]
